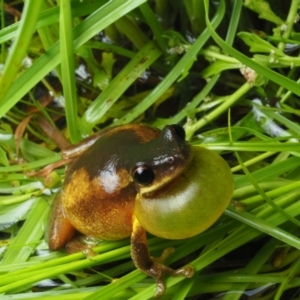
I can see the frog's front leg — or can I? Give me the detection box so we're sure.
[131,215,194,297]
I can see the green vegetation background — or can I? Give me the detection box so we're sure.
[1,0,300,299]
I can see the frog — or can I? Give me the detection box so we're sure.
[47,123,234,297]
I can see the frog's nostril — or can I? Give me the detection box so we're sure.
[170,124,186,141]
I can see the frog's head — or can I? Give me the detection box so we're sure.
[130,125,193,195]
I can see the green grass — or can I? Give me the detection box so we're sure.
[1,0,300,299]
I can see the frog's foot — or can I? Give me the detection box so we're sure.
[65,238,97,258]
[147,258,195,298]
[147,248,194,297]
[131,216,195,297]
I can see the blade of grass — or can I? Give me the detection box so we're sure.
[0,0,5,63]
[185,82,251,140]
[37,1,62,81]
[115,16,149,49]
[234,151,300,227]
[139,2,167,52]
[0,244,131,293]
[0,154,60,172]
[260,107,300,136]
[224,0,243,46]
[1,197,49,265]
[0,0,43,102]
[277,0,300,52]
[200,141,300,152]
[0,0,108,44]
[275,255,300,300]
[83,270,146,300]
[79,41,162,135]
[0,288,98,299]
[183,0,205,35]
[171,277,196,300]
[0,240,129,284]
[234,155,300,188]
[59,0,80,142]
[83,41,135,59]
[225,206,300,250]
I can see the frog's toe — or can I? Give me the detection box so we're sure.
[153,247,175,263]
[153,264,194,297]
[65,238,97,257]
[154,278,166,298]
[174,265,195,278]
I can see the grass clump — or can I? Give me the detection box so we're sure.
[1,0,300,299]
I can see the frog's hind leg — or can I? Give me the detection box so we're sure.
[47,193,75,250]
[130,215,194,297]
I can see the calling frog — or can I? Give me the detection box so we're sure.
[47,124,234,297]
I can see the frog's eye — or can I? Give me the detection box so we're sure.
[132,166,155,185]
[170,124,186,140]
